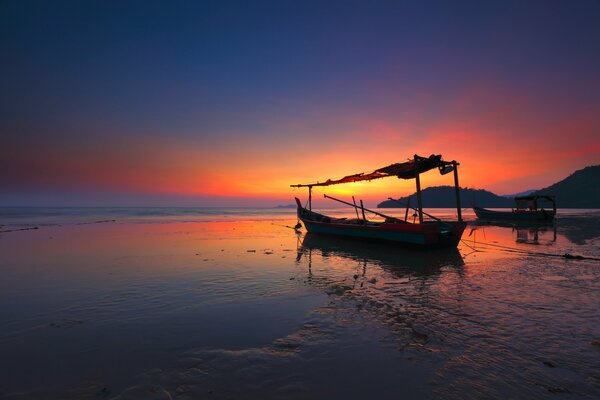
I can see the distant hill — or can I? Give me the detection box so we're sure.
[502,189,537,198]
[377,165,600,209]
[378,186,513,208]
[534,165,600,208]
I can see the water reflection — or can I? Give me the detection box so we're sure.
[557,215,600,245]
[291,224,600,399]
[470,220,557,245]
[471,212,600,248]
[292,233,468,351]
[299,233,464,275]
[515,225,556,244]
[1,214,598,399]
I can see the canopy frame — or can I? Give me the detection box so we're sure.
[514,195,556,213]
[290,154,463,222]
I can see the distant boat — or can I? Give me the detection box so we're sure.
[474,195,556,222]
[290,154,466,248]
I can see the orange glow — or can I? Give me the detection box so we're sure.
[3,82,599,205]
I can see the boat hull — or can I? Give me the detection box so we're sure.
[473,206,555,222]
[299,216,466,248]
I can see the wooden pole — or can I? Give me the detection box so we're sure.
[387,198,441,221]
[414,155,424,224]
[452,161,462,221]
[404,196,410,221]
[352,196,361,221]
[308,186,312,211]
[360,200,367,221]
[323,194,402,221]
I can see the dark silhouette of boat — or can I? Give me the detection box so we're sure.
[474,195,556,222]
[300,233,464,272]
[291,154,466,248]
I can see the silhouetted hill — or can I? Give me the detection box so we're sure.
[377,165,600,208]
[534,165,600,208]
[378,186,513,208]
[502,189,537,198]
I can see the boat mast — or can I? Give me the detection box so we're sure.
[414,154,424,224]
[453,160,462,222]
[360,200,367,221]
[308,185,313,210]
[352,196,361,220]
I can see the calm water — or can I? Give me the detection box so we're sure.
[0,207,599,399]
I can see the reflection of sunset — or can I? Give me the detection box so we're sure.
[459,223,565,263]
[2,209,599,399]
[2,220,304,277]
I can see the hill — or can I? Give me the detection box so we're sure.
[377,165,600,209]
[377,186,513,208]
[534,165,600,208]
[502,189,537,198]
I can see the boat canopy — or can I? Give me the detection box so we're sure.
[514,195,556,211]
[291,154,456,188]
[514,195,555,202]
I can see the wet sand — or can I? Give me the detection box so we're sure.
[0,209,599,399]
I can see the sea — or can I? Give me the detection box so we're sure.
[0,207,599,399]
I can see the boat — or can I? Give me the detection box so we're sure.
[473,195,556,222]
[290,154,467,248]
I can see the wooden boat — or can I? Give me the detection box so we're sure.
[474,195,556,222]
[290,154,466,248]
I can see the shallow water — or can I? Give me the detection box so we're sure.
[0,208,599,399]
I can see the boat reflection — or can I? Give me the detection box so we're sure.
[470,220,557,245]
[515,225,556,244]
[298,232,464,278]
[294,233,466,348]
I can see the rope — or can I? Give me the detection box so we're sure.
[460,239,483,253]
[460,239,600,261]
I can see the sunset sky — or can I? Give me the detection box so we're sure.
[2,1,599,206]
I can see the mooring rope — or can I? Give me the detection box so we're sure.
[460,239,600,261]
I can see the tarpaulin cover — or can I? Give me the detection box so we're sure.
[291,154,451,188]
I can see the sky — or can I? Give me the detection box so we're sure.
[1,0,599,206]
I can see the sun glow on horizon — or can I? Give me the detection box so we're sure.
[2,1,599,206]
